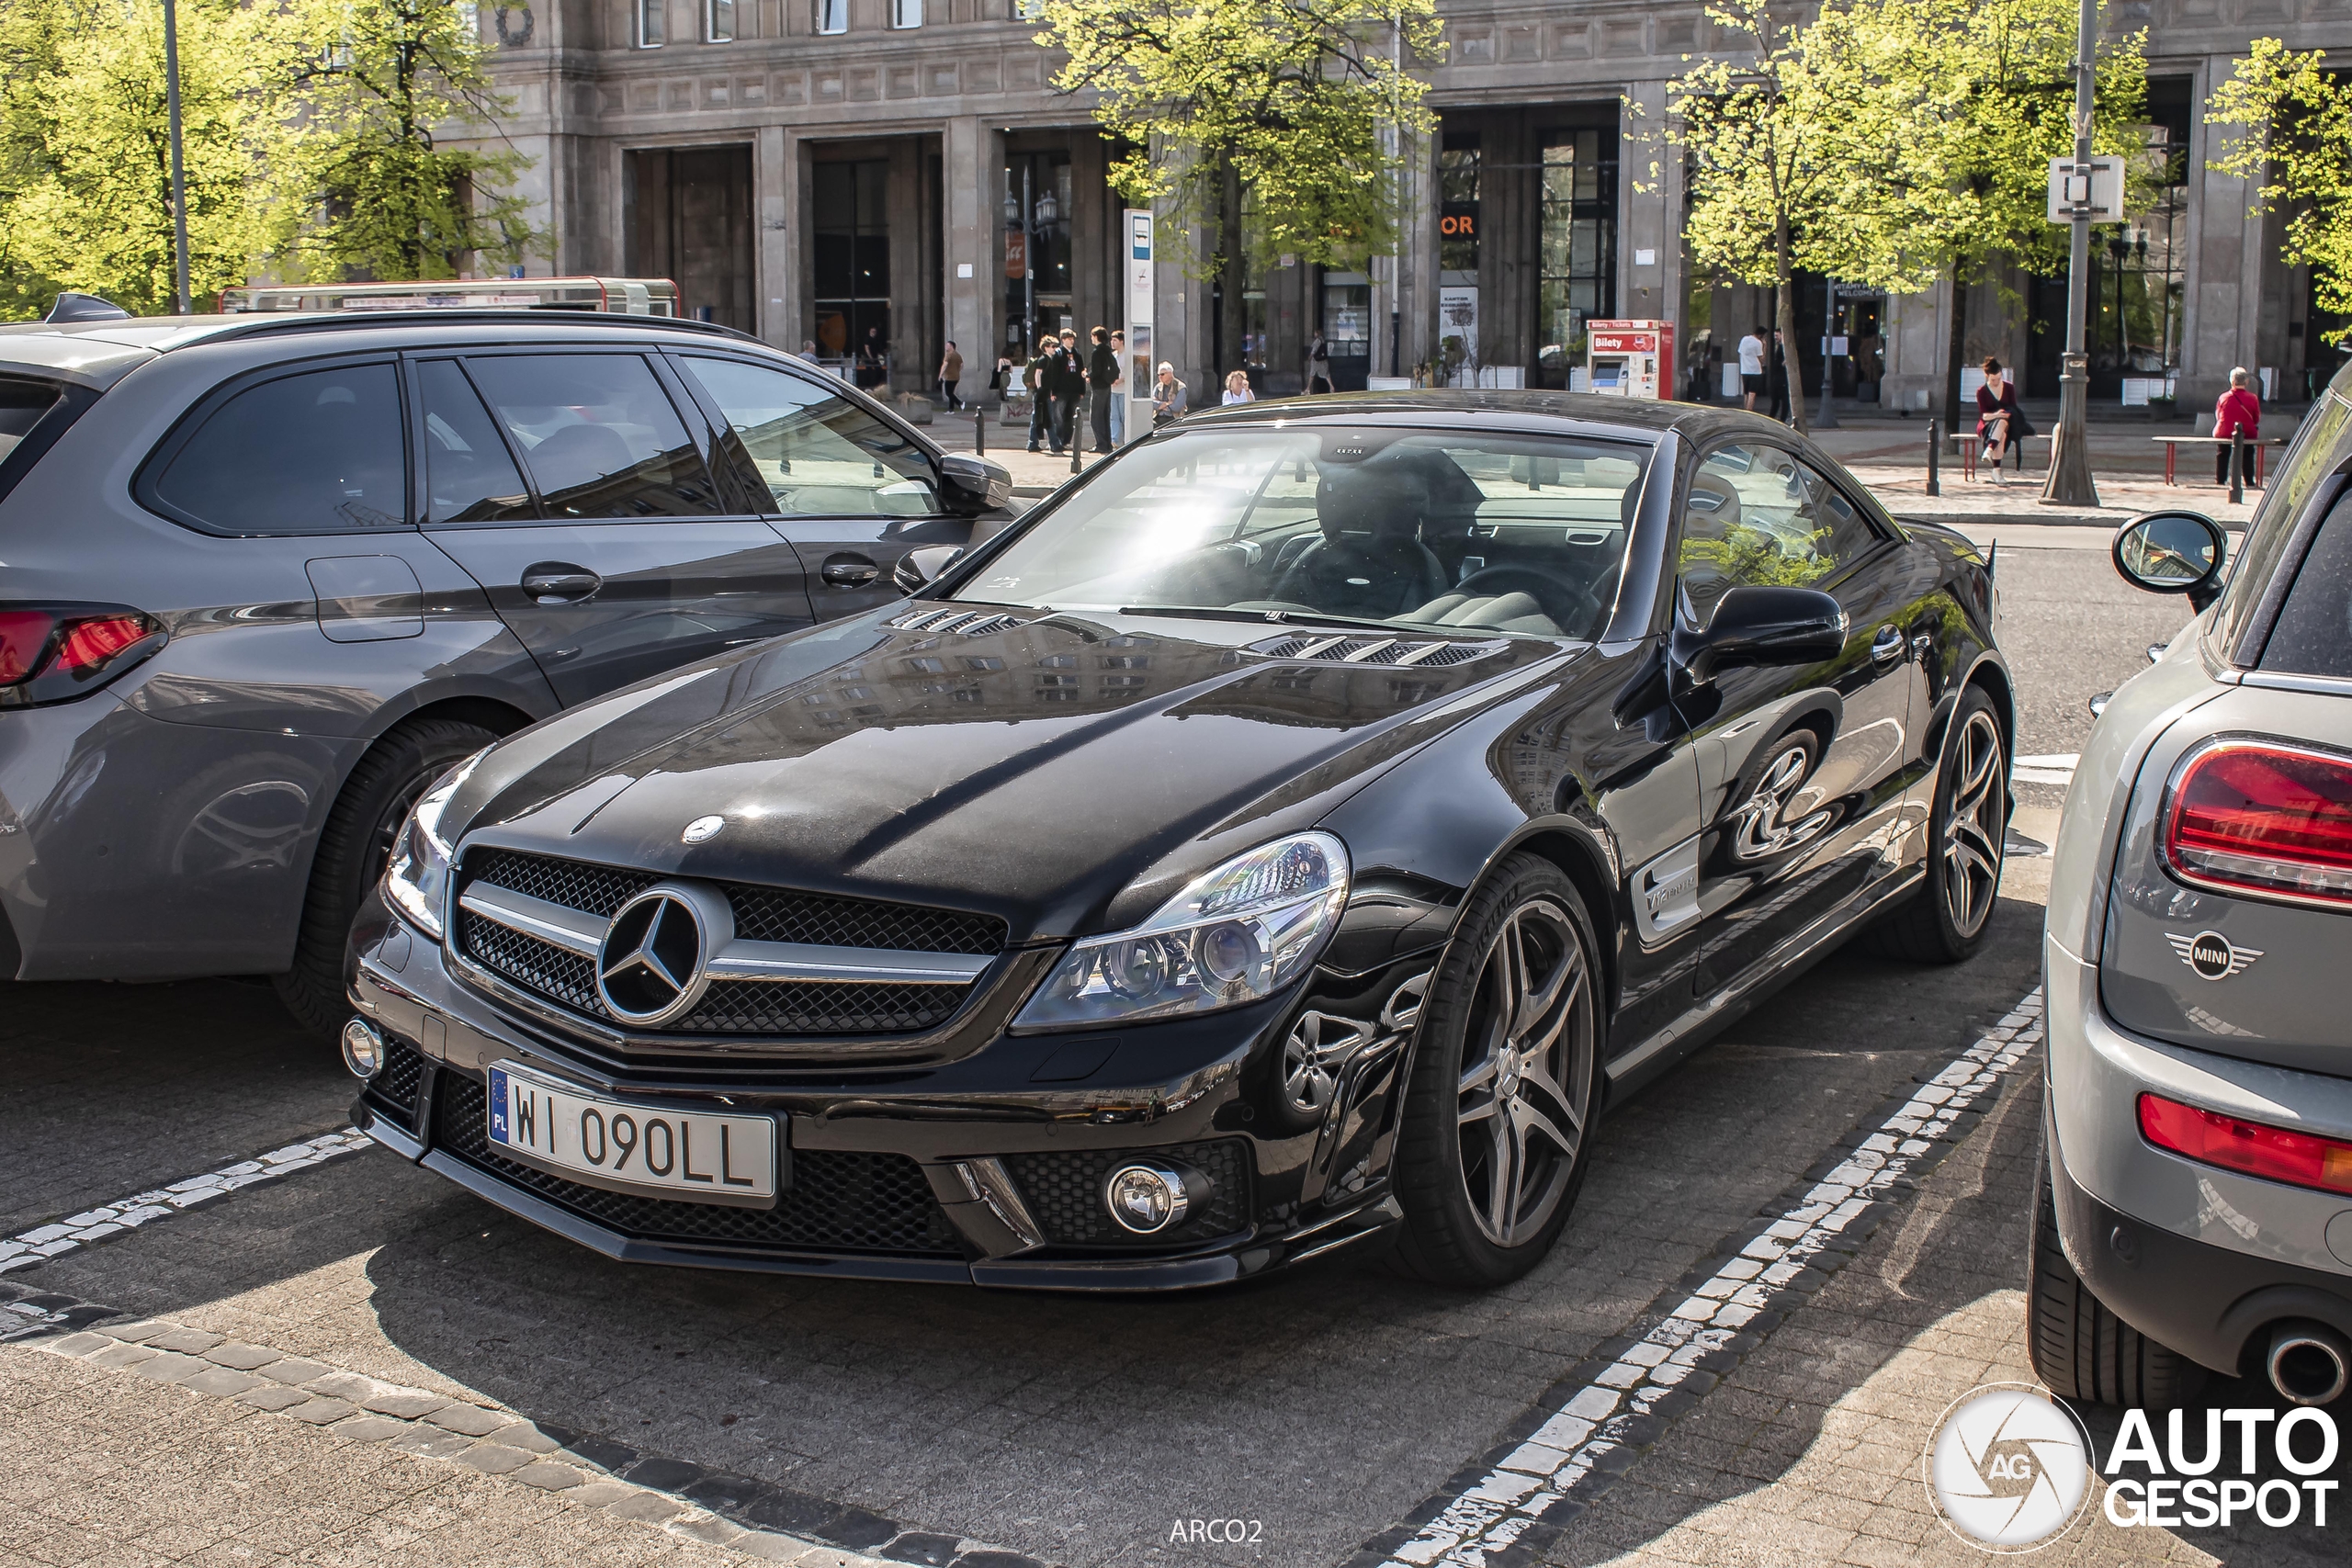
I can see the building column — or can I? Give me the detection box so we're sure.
[944,117,1001,400]
[756,125,789,347]
[1400,126,1437,377]
[1623,82,1674,333]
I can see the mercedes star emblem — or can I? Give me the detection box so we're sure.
[597,887,710,1024]
[2165,929,2263,982]
[682,815,725,843]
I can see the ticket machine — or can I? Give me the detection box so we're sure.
[1586,320,1675,400]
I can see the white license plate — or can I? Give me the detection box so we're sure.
[486,1063,778,1208]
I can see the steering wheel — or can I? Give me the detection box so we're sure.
[1445,564,1604,636]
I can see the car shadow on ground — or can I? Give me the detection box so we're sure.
[30,891,2064,1568]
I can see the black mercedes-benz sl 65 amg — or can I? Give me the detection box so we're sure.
[344,391,2014,1291]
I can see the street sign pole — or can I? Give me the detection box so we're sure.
[1813,274,1839,429]
[1125,209,1154,442]
[162,0,191,315]
[2041,0,2100,507]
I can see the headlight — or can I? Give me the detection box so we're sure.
[1015,832,1350,1030]
[383,749,488,941]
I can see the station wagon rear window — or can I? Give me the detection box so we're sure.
[0,376,60,462]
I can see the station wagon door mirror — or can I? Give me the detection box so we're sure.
[1672,585,1848,683]
[937,453,1012,515]
[893,545,967,594]
[2113,511,2227,612]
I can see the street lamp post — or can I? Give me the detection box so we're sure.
[162,0,191,314]
[1814,274,1839,429]
[2041,0,2100,507]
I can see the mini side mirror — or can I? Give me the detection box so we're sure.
[1672,585,1847,683]
[2113,511,2227,611]
[938,453,1012,514]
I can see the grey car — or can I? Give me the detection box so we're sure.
[0,310,1010,1029]
[2037,358,2352,1409]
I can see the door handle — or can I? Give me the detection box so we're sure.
[1871,625,1905,663]
[820,553,880,587]
[521,563,601,604]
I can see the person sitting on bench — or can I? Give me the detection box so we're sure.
[1975,356,2030,486]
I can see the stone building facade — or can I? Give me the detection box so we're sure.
[471,0,2349,415]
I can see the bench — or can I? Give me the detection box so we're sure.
[1944,430,2049,479]
[2151,434,2286,488]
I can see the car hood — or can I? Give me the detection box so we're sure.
[448,605,1576,942]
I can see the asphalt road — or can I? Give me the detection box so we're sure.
[1,545,2324,1568]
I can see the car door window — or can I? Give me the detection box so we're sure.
[463,354,720,519]
[145,363,407,535]
[681,355,941,517]
[1679,443,1878,621]
[417,360,534,525]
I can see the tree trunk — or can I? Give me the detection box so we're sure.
[1216,154,1245,382]
[1944,263,1968,436]
[1775,213,1807,435]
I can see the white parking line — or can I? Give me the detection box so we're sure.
[1374,989,2046,1568]
[2014,753,2078,787]
[0,1128,372,1275]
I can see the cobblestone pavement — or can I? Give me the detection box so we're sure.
[2,538,2329,1568]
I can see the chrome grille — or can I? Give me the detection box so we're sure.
[460,910,605,1015]
[466,849,650,918]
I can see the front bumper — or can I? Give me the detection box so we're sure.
[2043,932,2352,1372]
[349,909,1436,1290]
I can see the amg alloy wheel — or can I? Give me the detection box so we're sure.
[1868,686,2007,964]
[1392,854,1600,1285]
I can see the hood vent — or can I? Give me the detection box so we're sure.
[888,607,1023,638]
[1252,634,1507,668]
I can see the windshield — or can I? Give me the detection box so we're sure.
[953,425,1651,639]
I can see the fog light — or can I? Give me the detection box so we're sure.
[1103,1162,1201,1235]
[341,1018,385,1080]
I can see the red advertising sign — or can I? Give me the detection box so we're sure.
[1005,230,1027,280]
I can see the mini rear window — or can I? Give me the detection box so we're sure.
[2260,489,2352,679]
[147,363,408,535]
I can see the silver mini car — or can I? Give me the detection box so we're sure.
[2038,362,2352,1408]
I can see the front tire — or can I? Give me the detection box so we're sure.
[1391,854,1601,1288]
[2029,1138,2201,1406]
[1869,686,2007,964]
[274,716,498,1034]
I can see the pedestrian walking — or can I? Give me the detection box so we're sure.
[1306,333,1333,394]
[1222,370,1254,406]
[1975,356,2031,486]
[1152,363,1188,424]
[2214,366,2261,486]
[1087,326,1118,453]
[936,341,963,411]
[1737,326,1766,412]
[1025,340,1058,452]
[1768,332,1790,423]
[1053,329,1086,454]
[1108,330,1128,446]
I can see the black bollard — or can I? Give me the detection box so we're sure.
[2230,430,2245,505]
[1070,434,1081,477]
[975,404,984,457]
[1927,418,1940,498]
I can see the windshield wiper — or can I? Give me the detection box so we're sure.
[1118,605,1427,635]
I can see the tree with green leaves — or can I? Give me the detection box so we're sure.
[2207,41,2352,340]
[259,0,538,282]
[1032,0,1442,373]
[0,0,282,316]
[1668,0,1976,434]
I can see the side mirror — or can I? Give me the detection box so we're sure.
[2113,511,2227,611]
[938,453,1012,514]
[1672,585,1847,683]
[892,545,967,594]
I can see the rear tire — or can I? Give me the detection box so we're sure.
[2029,1137,2201,1406]
[274,716,497,1034]
[1390,854,1602,1288]
[1867,685,2007,964]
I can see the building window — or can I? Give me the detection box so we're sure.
[890,0,922,25]
[638,0,664,46]
[706,0,732,40]
[1012,0,1046,18]
[1438,132,1480,281]
[815,0,846,32]
[1536,126,1618,390]
[813,160,891,372]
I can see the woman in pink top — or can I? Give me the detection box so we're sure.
[2215,367,2261,485]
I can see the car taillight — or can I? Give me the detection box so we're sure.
[2162,739,2352,909]
[2140,1092,2352,1197]
[0,604,165,707]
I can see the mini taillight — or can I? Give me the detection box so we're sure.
[2140,1092,2352,1197]
[2162,739,2352,909]
[0,604,165,707]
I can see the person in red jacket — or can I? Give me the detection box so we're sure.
[2215,367,2261,486]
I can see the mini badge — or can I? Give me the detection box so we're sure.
[681,815,725,844]
[2166,930,2263,981]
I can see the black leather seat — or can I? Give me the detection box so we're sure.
[1272,467,1451,619]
